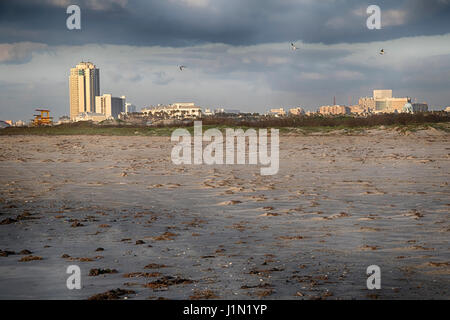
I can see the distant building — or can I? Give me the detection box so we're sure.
[142,103,202,119]
[358,97,376,112]
[14,120,26,127]
[348,105,365,114]
[58,116,71,124]
[269,108,286,117]
[358,90,427,114]
[289,107,305,116]
[445,106,450,112]
[319,105,350,115]
[214,108,241,114]
[69,62,100,120]
[125,103,137,114]
[203,108,214,116]
[375,97,411,113]
[95,94,125,119]
[373,90,393,100]
[74,112,112,123]
[403,103,428,113]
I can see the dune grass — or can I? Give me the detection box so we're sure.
[1,113,449,136]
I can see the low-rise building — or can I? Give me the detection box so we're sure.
[348,105,365,114]
[289,107,305,116]
[269,108,286,117]
[358,90,427,114]
[319,105,350,115]
[214,108,241,114]
[203,108,214,116]
[142,103,202,119]
[402,103,428,113]
[14,120,26,127]
[74,112,112,122]
[358,97,376,112]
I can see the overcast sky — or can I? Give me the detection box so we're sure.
[1,0,450,120]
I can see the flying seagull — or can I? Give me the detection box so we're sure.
[179,65,187,71]
[290,43,299,51]
[379,49,385,55]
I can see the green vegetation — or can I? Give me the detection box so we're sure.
[1,113,449,136]
[0,122,176,136]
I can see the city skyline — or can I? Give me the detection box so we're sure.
[1,0,450,121]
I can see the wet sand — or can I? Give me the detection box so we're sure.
[0,129,449,299]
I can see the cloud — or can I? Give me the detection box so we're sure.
[0,42,48,64]
[41,0,128,10]
[153,71,174,85]
[383,9,408,27]
[0,0,449,46]
[170,0,210,8]
[1,33,450,122]
[0,1,450,121]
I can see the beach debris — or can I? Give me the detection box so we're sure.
[89,268,118,276]
[144,276,194,289]
[189,289,219,300]
[123,272,161,278]
[88,288,135,300]
[0,250,16,257]
[144,263,168,269]
[152,231,177,241]
[19,255,43,262]
[0,218,17,225]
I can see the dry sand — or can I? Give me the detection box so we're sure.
[0,129,449,299]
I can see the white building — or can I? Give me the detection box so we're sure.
[142,102,202,119]
[203,108,214,116]
[125,103,137,113]
[14,120,26,127]
[74,112,112,123]
[95,94,125,119]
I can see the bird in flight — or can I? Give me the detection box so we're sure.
[290,43,299,51]
[179,65,187,71]
[379,49,385,55]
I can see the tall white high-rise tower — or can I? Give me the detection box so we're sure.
[69,62,100,120]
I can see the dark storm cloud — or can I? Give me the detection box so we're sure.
[0,0,449,47]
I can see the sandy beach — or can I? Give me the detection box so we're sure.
[0,129,449,299]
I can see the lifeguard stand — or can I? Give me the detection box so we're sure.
[33,109,53,126]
